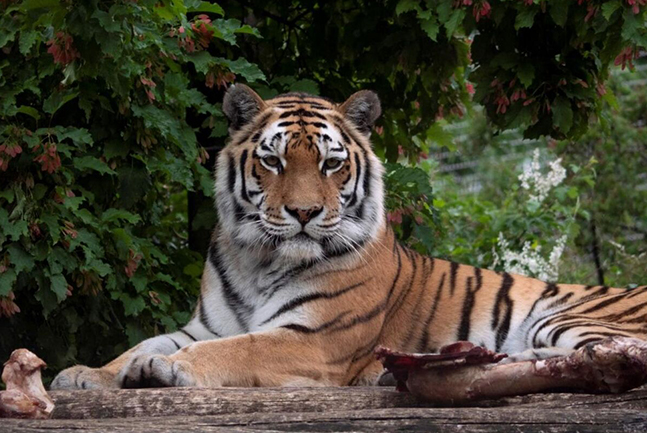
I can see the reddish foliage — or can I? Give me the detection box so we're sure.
[124,249,143,278]
[0,292,20,318]
[46,32,79,66]
[32,143,61,174]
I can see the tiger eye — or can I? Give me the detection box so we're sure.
[324,158,343,170]
[263,155,281,167]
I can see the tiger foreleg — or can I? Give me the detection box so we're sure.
[117,329,343,388]
[50,326,203,390]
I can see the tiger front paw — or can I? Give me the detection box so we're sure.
[118,354,198,388]
[50,365,118,390]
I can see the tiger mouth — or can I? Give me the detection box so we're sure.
[293,232,313,241]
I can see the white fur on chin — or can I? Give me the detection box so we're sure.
[277,237,324,262]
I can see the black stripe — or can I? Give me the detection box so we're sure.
[208,245,252,332]
[384,246,418,324]
[457,268,483,341]
[402,257,435,350]
[179,329,198,341]
[248,189,262,197]
[348,152,362,207]
[327,333,382,366]
[420,272,445,352]
[166,336,181,350]
[449,262,459,296]
[327,299,387,334]
[546,292,574,310]
[333,122,351,144]
[260,280,368,326]
[578,293,629,315]
[279,109,327,119]
[282,311,351,334]
[574,337,604,350]
[227,153,236,194]
[260,260,318,298]
[523,283,559,325]
[386,234,403,303]
[198,293,221,337]
[251,131,263,143]
[239,150,251,203]
[492,273,514,351]
[362,153,371,199]
[251,164,261,181]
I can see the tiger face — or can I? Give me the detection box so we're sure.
[216,85,385,262]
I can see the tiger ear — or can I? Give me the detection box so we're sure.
[222,84,267,132]
[339,90,381,136]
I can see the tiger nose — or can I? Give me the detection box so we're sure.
[285,205,323,226]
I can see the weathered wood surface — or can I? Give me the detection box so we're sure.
[4,386,647,432]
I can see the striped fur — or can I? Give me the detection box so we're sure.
[51,87,647,390]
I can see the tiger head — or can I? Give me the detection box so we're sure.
[216,85,385,263]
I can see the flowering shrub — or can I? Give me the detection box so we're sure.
[493,233,568,282]
[518,149,567,204]
[396,0,647,139]
[0,0,263,376]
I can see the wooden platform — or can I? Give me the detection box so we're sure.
[5,386,647,432]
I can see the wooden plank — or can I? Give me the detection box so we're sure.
[5,407,647,433]
[48,387,424,419]
[47,386,647,419]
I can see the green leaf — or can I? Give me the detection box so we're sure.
[212,18,242,45]
[7,245,35,274]
[217,57,265,82]
[601,1,622,21]
[234,25,261,38]
[50,273,68,302]
[396,0,419,15]
[289,79,320,95]
[0,209,28,241]
[120,293,146,316]
[19,30,39,55]
[549,0,569,27]
[0,269,17,297]
[74,156,117,175]
[445,9,465,37]
[34,284,58,318]
[21,0,60,10]
[517,63,535,87]
[515,7,537,30]
[420,17,439,42]
[101,209,142,224]
[187,1,224,15]
[43,89,79,115]
[57,127,93,145]
[553,97,573,133]
[16,105,40,121]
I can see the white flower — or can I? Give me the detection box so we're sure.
[518,149,567,203]
[493,233,567,282]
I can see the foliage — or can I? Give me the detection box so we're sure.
[428,148,594,279]
[1,0,646,379]
[398,0,647,139]
[427,60,647,287]
[220,0,647,251]
[0,0,263,376]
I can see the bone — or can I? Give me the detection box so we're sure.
[0,349,54,419]
[377,337,647,404]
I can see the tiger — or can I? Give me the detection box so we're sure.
[51,85,647,390]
